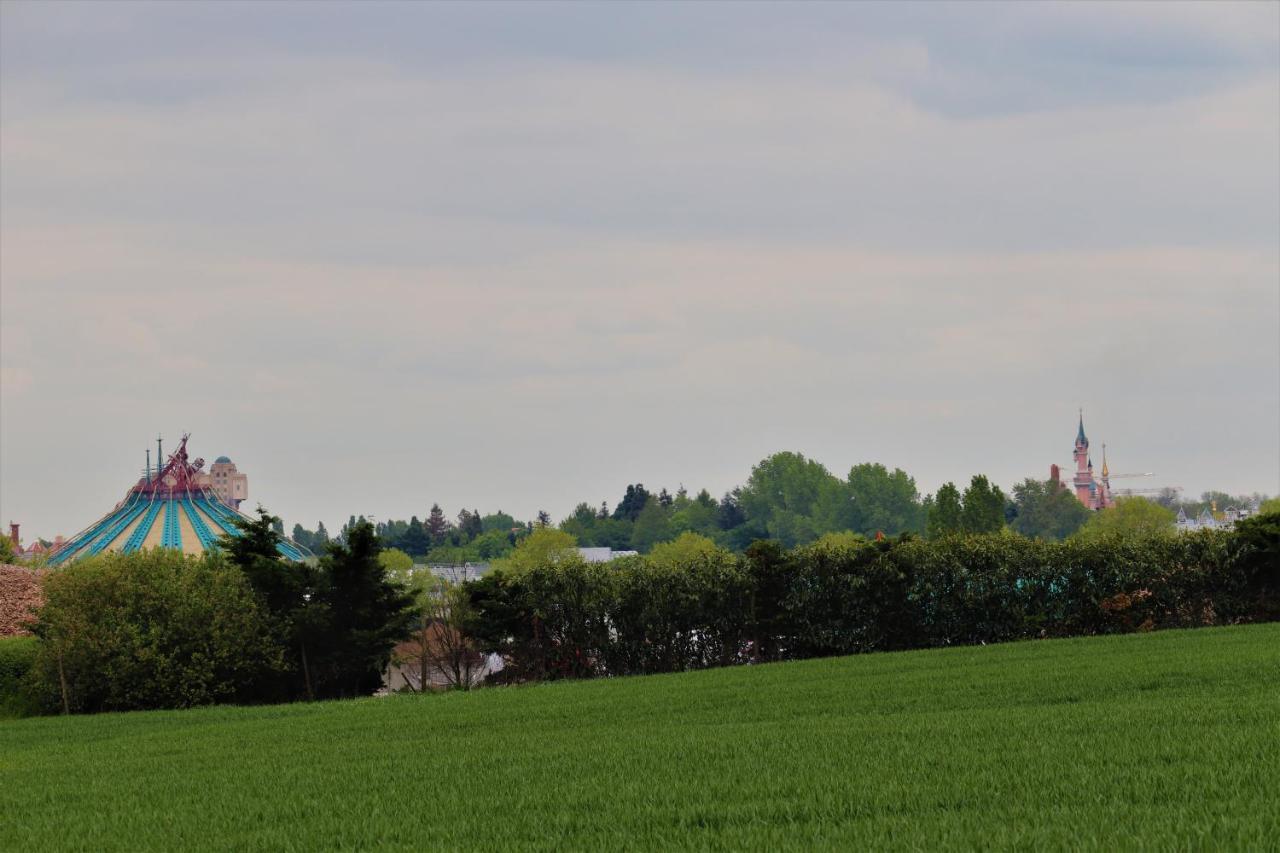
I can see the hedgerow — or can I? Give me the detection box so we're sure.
[464,514,1280,681]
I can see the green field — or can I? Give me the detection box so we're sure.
[3,625,1278,851]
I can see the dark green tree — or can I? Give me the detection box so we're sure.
[613,484,651,522]
[717,492,746,531]
[426,503,450,545]
[481,511,518,533]
[458,509,483,541]
[221,509,318,701]
[291,523,312,552]
[309,520,415,698]
[29,549,282,713]
[630,498,672,553]
[736,452,844,547]
[927,482,963,538]
[1010,478,1091,540]
[846,463,925,537]
[961,475,1007,534]
[399,516,430,557]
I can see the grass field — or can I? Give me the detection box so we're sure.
[3,624,1278,851]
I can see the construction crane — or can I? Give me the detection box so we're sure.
[1114,486,1182,497]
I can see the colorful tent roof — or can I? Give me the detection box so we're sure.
[48,434,308,566]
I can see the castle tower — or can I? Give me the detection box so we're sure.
[1099,444,1112,509]
[1072,410,1095,508]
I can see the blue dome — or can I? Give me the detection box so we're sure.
[214,455,232,464]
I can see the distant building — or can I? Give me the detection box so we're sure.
[578,547,639,563]
[196,455,248,509]
[47,434,306,565]
[1055,411,1113,511]
[6,523,67,560]
[1175,502,1260,533]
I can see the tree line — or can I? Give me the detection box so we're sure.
[281,451,1276,561]
[464,516,1280,683]
[7,506,1277,715]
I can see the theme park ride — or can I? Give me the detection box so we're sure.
[47,434,308,566]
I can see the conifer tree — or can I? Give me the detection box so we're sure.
[426,503,450,545]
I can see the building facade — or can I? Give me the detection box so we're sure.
[196,455,248,509]
[1175,502,1260,533]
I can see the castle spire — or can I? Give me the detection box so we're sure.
[1076,408,1088,446]
[1101,443,1109,478]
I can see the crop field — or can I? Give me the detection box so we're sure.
[3,624,1278,851]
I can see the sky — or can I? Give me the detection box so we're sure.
[2,1,1278,539]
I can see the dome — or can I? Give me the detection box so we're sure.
[48,434,308,565]
[214,455,232,464]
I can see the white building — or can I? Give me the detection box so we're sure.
[577,547,639,563]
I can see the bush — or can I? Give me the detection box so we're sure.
[29,550,283,714]
[464,516,1280,683]
[0,636,39,718]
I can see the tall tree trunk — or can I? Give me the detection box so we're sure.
[300,642,315,701]
[57,649,70,715]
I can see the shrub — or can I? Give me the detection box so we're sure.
[464,521,1278,683]
[0,636,39,718]
[29,550,283,714]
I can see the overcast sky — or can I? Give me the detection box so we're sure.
[2,1,1277,538]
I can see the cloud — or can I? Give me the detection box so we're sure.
[1,3,1276,536]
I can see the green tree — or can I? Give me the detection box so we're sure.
[961,475,1006,534]
[845,463,925,537]
[457,509,483,541]
[630,498,672,553]
[927,483,963,538]
[717,492,747,531]
[669,489,720,540]
[1229,510,1280,619]
[493,527,579,573]
[291,523,312,552]
[613,485,651,522]
[1010,478,1091,540]
[378,548,414,576]
[426,504,450,545]
[647,531,724,566]
[30,550,282,714]
[399,516,431,557]
[481,511,518,533]
[309,520,415,698]
[559,502,601,545]
[1073,496,1176,541]
[471,530,516,560]
[221,509,319,701]
[1259,497,1280,515]
[737,452,843,547]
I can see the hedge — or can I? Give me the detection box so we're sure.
[463,514,1280,682]
[0,636,39,718]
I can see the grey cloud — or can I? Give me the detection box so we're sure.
[1,3,1276,537]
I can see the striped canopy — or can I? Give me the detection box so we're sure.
[49,435,307,566]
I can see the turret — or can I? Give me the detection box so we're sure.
[1073,409,1097,509]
